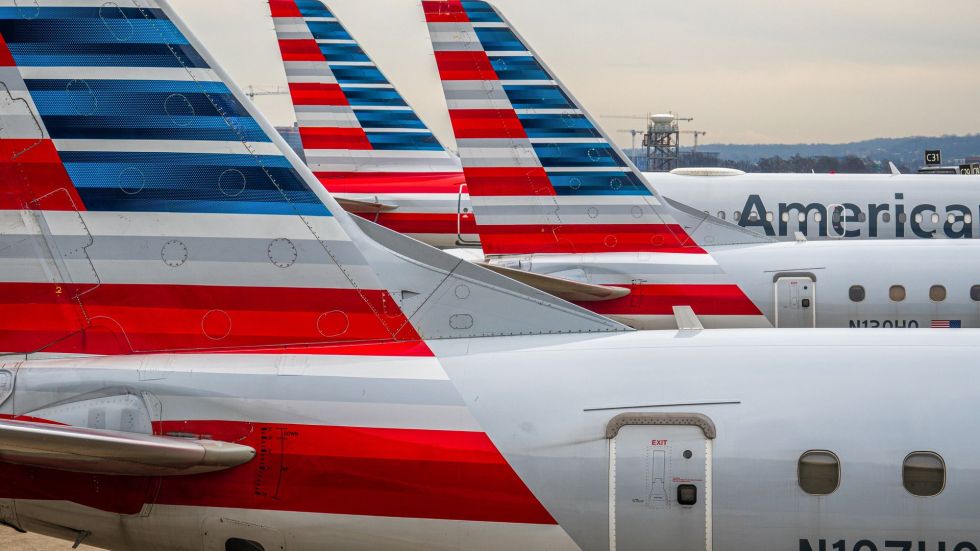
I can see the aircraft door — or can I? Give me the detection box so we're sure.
[608,413,714,551]
[775,276,816,328]
[456,183,480,246]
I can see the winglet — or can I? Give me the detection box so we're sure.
[672,306,703,331]
[889,162,902,176]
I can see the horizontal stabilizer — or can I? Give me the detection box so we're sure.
[0,419,255,476]
[477,263,630,302]
[336,197,400,213]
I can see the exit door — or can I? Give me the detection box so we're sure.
[775,276,816,328]
[608,413,714,551]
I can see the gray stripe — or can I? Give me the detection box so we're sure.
[284,62,336,80]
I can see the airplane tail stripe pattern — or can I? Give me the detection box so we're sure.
[424,0,702,256]
[271,0,470,244]
[0,1,431,355]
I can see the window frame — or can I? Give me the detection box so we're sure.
[797,449,841,496]
[902,451,946,497]
[971,285,980,302]
[929,285,947,302]
[889,285,906,302]
[848,285,866,303]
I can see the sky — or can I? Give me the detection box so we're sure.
[170,0,980,148]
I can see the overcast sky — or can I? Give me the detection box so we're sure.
[170,0,980,147]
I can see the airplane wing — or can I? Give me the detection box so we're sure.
[0,419,255,476]
[477,263,630,302]
[335,197,400,213]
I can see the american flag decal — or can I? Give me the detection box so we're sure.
[931,320,962,328]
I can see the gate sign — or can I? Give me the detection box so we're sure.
[925,150,942,166]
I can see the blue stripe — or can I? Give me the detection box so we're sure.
[331,65,387,85]
[0,18,188,44]
[503,85,574,110]
[296,0,332,18]
[474,28,525,52]
[533,144,628,168]
[461,1,503,23]
[26,79,267,142]
[366,132,443,151]
[518,114,601,139]
[354,110,428,130]
[319,43,370,63]
[8,43,209,68]
[549,172,652,196]
[489,56,549,81]
[0,7,166,19]
[342,88,408,107]
[61,151,330,216]
[307,21,353,41]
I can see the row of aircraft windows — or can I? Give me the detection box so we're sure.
[799,450,945,497]
[848,284,980,303]
[714,210,974,225]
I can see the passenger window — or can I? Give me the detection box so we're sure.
[971,285,980,302]
[766,211,774,222]
[798,213,806,223]
[748,212,759,222]
[966,214,974,224]
[717,211,726,220]
[882,212,892,223]
[848,285,865,302]
[948,214,957,225]
[734,211,741,221]
[903,452,945,497]
[813,212,822,222]
[889,285,906,302]
[781,212,789,223]
[798,450,840,495]
[858,213,867,223]
[931,213,940,224]
[226,539,265,551]
[929,285,947,302]
[914,213,923,224]
[898,213,907,224]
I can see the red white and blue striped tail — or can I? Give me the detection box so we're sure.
[270,0,476,246]
[423,0,769,256]
[0,0,626,356]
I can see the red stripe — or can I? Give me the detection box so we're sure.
[300,127,373,151]
[353,211,477,236]
[422,0,469,22]
[583,284,762,317]
[463,167,555,197]
[317,172,466,194]
[0,421,555,524]
[278,39,324,62]
[0,284,420,355]
[0,34,15,66]
[0,139,86,211]
[289,82,349,106]
[477,224,703,255]
[434,51,498,81]
[269,0,302,17]
[449,109,527,139]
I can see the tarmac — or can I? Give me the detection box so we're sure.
[1,531,98,550]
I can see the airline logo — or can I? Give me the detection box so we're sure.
[741,194,977,238]
[424,0,767,328]
[423,0,700,256]
[269,0,472,242]
[0,1,420,354]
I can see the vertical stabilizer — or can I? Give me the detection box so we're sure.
[270,0,476,245]
[0,0,626,356]
[423,0,771,255]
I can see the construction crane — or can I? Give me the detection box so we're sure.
[680,130,708,153]
[616,129,644,165]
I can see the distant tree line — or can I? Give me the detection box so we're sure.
[677,152,910,174]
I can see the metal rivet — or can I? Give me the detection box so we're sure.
[610,177,623,190]
[161,239,188,268]
[587,207,599,219]
[268,238,297,268]
[201,309,232,341]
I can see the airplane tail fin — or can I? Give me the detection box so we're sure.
[423,0,770,255]
[270,0,474,243]
[0,0,625,356]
